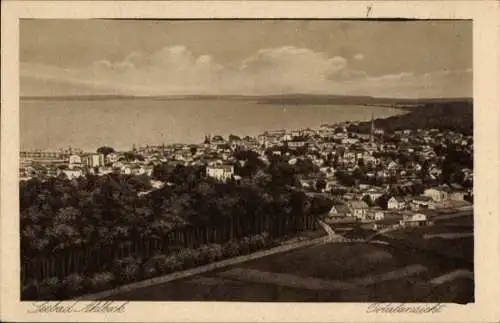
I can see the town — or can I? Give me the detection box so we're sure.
[20,113,473,232]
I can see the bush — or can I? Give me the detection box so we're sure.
[61,273,84,297]
[142,254,164,278]
[177,248,201,268]
[112,257,142,284]
[222,240,241,258]
[198,244,223,263]
[249,234,266,251]
[239,236,252,254]
[21,279,40,300]
[157,254,183,274]
[37,276,60,300]
[86,272,115,292]
[207,244,224,261]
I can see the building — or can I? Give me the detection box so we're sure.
[372,215,403,231]
[403,212,434,227]
[106,153,119,164]
[60,168,83,180]
[387,196,407,210]
[68,155,82,169]
[367,208,385,221]
[449,191,466,201]
[346,200,369,220]
[423,187,450,202]
[81,154,105,168]
[20,150,69,164]
[410,196,435,210]
[328,204,351,218]
[438,199,472,210]
[365,188,384,203]
[206,165,234,182]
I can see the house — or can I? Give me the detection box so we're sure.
[449,190,466,201]
[120,164,133,175]
[98,166,114,176]
[150,180,165,189]
[68,155,82,169]
[437,199,472,210]
[206,165,234,182]
[372,215,403,231]
[328,203,352,218]
[423,187,450,202]
[81,154,105,168]
[324,216,358,226]
[288,141,307,148]
[387,196,407,210]
[60,168,83,180]
[387,161,399,170]
[365,188,384,203]
[319,166,335,177]
[403,212,434,227]
[143,165,154,177]
[346,200,369,220]
[410,196,435,210]
[324,180,338,192]
[367,207,385,221]
[299,179,314,189]
[106,153,119,164]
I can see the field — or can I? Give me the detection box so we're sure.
[106,240,474,303]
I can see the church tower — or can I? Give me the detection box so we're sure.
[370,112,375,145]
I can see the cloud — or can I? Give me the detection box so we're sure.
[236,46,348,93]
[353,53,365,61]
[342,69,472,98]
[21,45,472,98]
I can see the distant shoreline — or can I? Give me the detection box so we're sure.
[20,94,473,109]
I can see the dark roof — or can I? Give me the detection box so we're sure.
[412,196,434,202]
[347,200,369,209]
[413,210,440,217]
[450,183,465,190]
[375,216,402,225]
[326,216,358,224]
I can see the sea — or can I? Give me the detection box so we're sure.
[20,98,406,152]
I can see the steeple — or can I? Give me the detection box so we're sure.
[370,112,375,145]
[204,134,211,144]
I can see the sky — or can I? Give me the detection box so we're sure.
[20,19,472,98]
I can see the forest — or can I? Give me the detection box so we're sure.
[20,158,325,299]
[357,100,473,135]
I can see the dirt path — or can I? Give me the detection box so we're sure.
[74,235,327,300]
[429,269,474,285]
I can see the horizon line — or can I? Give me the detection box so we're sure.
[20,93,474,101]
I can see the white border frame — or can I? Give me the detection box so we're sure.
[2,1,500,322]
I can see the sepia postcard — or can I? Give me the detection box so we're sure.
[1,1,500,322]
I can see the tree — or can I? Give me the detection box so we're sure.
[362,195,374,207]
[123,151,144,162]
[212,135,224,142]
[228,134,241,142]
[375,195,389,210]
[335,171,355,187]
[294,158,319,175]
[97,146,115,156]
[316,178,327,192]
